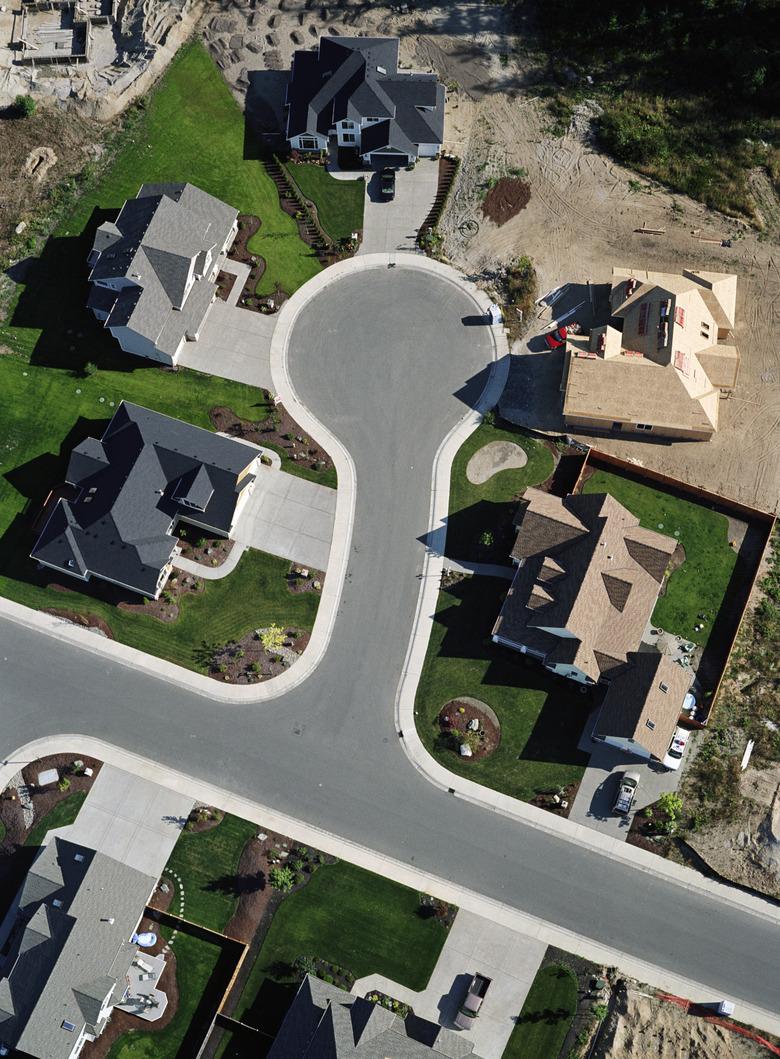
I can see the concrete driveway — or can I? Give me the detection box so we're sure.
[49,765,193,877]
[568,709,687,839]
[234,468,336,571]
[353,911,546,1059]
[359,158,439,254]
[177,301,276,389]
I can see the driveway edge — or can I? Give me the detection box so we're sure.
[3,733,779,1038]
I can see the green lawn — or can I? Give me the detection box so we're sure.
[287,162,365,242]
[107,931,221,1059]
[164,814,258,933]
[503,964,578,1059]
[234,861,449,1022]
[415,575,589,801]
[446,422,554,563]
[24,791,87,847]
[0,40,319,366]
[583,468,737,649]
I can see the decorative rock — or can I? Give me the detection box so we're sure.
[459,743,473,757]
[15,221,27,235]
[467,718,479,732]
[313,580,322,590]
[300,568,309,578]
[37,768,59,786]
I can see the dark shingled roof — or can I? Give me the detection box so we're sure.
[269,976,480,1059]
[285,36,444,155]
[31,402,256,597]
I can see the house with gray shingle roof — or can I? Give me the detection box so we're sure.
[492,487,693,761]
[31,401,258,598]
[0,837,159,1059]
[284,37,445,167]
[269,976,481,1059]
[87,182,238,365]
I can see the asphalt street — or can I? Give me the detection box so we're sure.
[1,269,779,1014]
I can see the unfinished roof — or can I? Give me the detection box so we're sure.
[87,182,237,357]
[595,651,692,759]
[0,837,155,1059]
[31,402,256,596]
[285,36,445,154]
[494,489,677,682]
[269,975,480,1059]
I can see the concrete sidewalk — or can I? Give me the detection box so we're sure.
[353,911,546,1059]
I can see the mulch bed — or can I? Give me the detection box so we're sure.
[438,698,500,760]
[215,270,237,302]
[42,607,114,639]
[286,563,324,594]
[481,177,531,226]
[0,753,103,852]
[210,404,335,478]
[118,571,204,623]
[228,214,288,313]
[184,806,225,834]
[208,627,310,685]
[530,777,581,820]
[177,531,235,569]
[80,913,179,1059]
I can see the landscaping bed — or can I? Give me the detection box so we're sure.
[42,607,114,638]
[438,697,500,759]
[210,404,336,487]
[176,530,235,569]
[206,626,311,685]
[286,564,323,594]
[285,159,365,243]
[481,176,531,226]
[228,213,285,313]
[215,271,237,302]
[118,572,204,624]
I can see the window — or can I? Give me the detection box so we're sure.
[635,423,653,431]
[637,302,649,335]
[342,132,356,143]
[62,1021,77,1033]
[645,719,656,730]
[700,320,711,339]
[341,120,354,128]
[659,681,669,693]
[299,136,318,150]
[674,305,685,327]
[611,421,623,431]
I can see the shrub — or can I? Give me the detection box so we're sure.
[15,94,36,118]
[658,791,683,821]
[260,624,286,652]
[82,361,98,377]
[269,866,296,892]
[290,857,304,872]
[592,1003,609,1020]
[294,955,316,977]
[196,538,206,548]
[57,777,71,792]
[479,530,494,547]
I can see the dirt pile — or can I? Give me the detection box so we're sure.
[594,986,767,1059]
[481,177,531,226]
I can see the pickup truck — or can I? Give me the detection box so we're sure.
[613,770,640,816]
[454,973,492,1030]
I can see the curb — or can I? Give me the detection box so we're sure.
[3,733,779,1038]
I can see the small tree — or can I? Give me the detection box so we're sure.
[294,955,316,978]
[658,791,683,821]
[260,624,285,652]
[269,866,296,892]
[15,94,36,118]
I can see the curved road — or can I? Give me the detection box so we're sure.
[1,269,779,1015]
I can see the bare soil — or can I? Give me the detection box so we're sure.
[210,404,334,477]
[481,177,531,227]
[593,983,769,1059]
[438,697,500,760]
[466,439,528,484]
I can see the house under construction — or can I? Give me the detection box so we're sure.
[14,0,115,65]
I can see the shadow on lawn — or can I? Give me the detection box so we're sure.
[8,207,158,374]
[439,498,518,563]
[205,871,266,897]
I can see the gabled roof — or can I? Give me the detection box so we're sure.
[494,489,677,682]
[269,975,480,1059]
[0,837,155,1059]
[31,402,256,596]
[285,36,445,153]
[87,183,237,356]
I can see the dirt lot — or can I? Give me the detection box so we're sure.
[594,984,770,1059]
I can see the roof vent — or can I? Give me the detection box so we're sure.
[101,916,115,925]
[74,853,85,863]
[52,899,63,908]
[659,682,669,693]
[377,65,386,74]
[645,719,656,730]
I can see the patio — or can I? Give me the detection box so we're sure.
[116,952,169,1022]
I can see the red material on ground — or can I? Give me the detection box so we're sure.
[654,993,780,1055]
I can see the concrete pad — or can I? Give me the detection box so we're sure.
[359,159,440,254]
[48,764,193,878]
[354,911,546,1059]
[177,301,276,390]
[234,469,335,571]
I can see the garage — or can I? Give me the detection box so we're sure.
[366,152,409,169]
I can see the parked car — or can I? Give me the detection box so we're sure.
[454,973,492,1030]
[380,167,396,199]
[544,320,581,349]
[613,770,640,816]
[662,726,691,771]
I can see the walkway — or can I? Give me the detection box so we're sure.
[353,911,546,1059]
[359,159,439,254]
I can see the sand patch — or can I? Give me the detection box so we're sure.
[466,440,527,484]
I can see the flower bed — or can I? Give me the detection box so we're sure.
[438,697,501,760]
[365,990,411,1019]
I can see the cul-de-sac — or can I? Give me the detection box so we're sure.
[0,3,779,1058]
